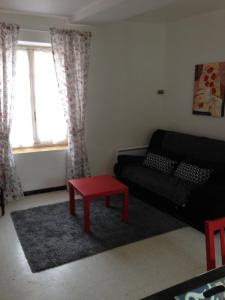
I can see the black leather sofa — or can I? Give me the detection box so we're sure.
[114,129,225,230]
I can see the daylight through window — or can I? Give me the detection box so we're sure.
[10,46,67,148]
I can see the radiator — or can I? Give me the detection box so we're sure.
[115,145,148,162]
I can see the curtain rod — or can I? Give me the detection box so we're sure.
[20,27,92,33]
[20,27,93,38]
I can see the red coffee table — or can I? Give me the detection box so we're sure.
[68,175,129,232]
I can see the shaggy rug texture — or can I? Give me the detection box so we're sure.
[11,195,186,272]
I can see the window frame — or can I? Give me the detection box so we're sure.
[12,44,68,151]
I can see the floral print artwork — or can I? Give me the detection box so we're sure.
[50,28,92,179]
[193,62,225,117]
[0,23,23,202]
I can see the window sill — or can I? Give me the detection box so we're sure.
[13,144,68,154]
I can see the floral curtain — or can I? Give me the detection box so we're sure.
[50,28,92,179]
[0,23,23,202]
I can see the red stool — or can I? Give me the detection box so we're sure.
[205,217,225,271]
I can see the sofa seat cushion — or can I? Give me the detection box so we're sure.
[121,163,195,207]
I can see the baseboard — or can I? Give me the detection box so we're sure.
[24,186,67,196]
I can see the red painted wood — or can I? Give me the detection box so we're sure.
[69,175,128,198]
[68,175,129,232]
[84,197,90,232]
[205,217,225,271]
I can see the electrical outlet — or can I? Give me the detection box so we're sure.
[157,89,165,95]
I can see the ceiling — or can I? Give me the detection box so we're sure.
[0,0,225,24]
[130,0,225,23]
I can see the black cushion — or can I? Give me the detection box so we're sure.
[143,152,178,175]
[174,162,213,184]
[121,163,195,206]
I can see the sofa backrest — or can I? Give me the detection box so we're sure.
[149,129,225,168]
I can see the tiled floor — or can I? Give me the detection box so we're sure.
[0,191,209,300]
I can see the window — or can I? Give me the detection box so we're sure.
[10,45,67,148]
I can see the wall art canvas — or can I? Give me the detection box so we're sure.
[193,62,225,117]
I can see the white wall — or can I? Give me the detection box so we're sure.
[14,150,67,191]
[164,10,225,140]
[1,12,166,191]
[86,22,166,175]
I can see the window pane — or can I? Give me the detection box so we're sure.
[10,50,34,147]
[34,50,67,145]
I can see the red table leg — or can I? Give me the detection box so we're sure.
[105,196,110,207]
[84,197,91,232]
[122,189,128,223]
[69,182,75,215]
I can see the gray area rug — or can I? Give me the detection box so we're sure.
[11,195,186,273]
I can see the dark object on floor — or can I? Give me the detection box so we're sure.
[114,129,225,230]
[142,265,225,300]
[0,187,4,216]
[11,195,185,273]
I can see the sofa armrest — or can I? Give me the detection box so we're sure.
[187,180,225,219]
[190,181,225,201]
[114,155,145,178]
